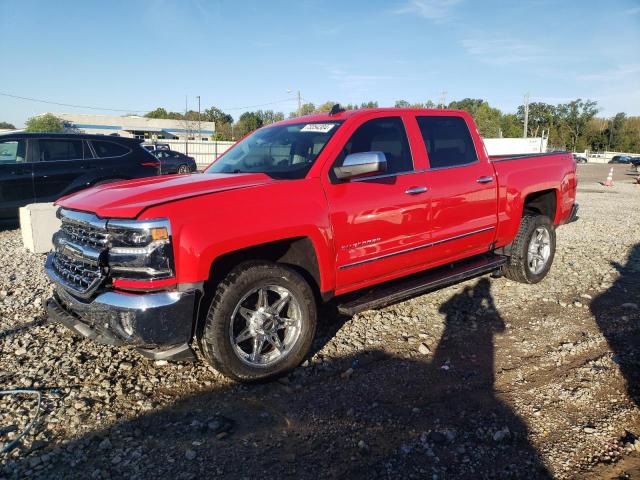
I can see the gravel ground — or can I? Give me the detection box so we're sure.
[1,163,639,479]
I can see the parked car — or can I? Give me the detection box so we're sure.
[572,153,588,164]
[629,157,640,166]
[0,133,160,220]
[152,149,197,174]
[45,107,578,381]
[142,143,171,152]
[609,155,632,164]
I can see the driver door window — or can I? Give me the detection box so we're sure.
[335,117,413,175]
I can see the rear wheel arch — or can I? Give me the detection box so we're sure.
[522,189,558,222]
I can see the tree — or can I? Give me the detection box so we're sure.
[236,111,264,137]
[448,98,502,137]
[144,107,183,120]
[500,114,522,138]
[395,100,436,109]
[555,99,598,151]
[255,110,284,126]
[25,113,64,133]
[517,102,555,138]
[202,107,234,128]
[0,121,16,129]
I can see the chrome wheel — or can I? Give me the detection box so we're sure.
[229,285,302,367]
[527,226,551,274]
[178,164,190,174]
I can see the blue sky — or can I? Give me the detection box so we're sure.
[1,0,639,126]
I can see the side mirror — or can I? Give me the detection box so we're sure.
[333,151,387,180]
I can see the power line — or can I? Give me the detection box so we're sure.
[0,92,298,114]
[0,92,149,113]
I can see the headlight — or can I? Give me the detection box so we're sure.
[106,219,174,280]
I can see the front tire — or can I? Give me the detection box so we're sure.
[501,215,556,284]
[177,164,190,174]
[200,261,317,381]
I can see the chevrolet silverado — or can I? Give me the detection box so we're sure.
[45,107,578,381]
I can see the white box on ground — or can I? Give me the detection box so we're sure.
[20,203,61,254]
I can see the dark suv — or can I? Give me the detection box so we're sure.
[0,133,160,220]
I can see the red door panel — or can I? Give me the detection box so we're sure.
[326,173,430,290]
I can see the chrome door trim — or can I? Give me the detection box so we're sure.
[351,169,429,182]
[338,226,495,270]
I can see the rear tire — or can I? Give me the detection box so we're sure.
[501,215,556,284]
[177,164,190,174]
[200,261,317,382]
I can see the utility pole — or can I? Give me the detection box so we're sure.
[184,95,188,155]
[439,91,448,108]
[196,95,201,141]
[523,93,530,138]
[297,90,302,115]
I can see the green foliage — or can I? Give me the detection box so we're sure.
[25,113,64,133]
[0,121,16,129]
[395,99,436,109]
[448,98,502,137]
[500,114,522,138]
[144,107,183,120]
[517,102,555,138]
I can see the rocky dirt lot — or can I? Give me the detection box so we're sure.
[1,164,639,479]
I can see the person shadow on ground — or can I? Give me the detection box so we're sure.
[4,278,552,479]
[590,243,640,406]
[356,277,551,478]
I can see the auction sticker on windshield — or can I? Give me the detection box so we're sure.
[301,123,335,133]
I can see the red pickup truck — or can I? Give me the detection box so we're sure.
[45,107,578,381]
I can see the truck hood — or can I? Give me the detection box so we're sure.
[56,173,278,218]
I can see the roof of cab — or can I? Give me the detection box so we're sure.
[272,107,467,127]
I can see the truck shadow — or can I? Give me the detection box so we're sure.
[590,243,640,406]
[5,278,551,479]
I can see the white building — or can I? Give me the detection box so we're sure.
[483,137,548,156]
[49,113,215,142]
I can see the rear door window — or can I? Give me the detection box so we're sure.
[416,116,478,169]
[38,139,83,162]
[92,141,130,158]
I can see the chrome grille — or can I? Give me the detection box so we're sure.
[48,209,109,297]
[59,222,109,249]
[52,251,102,291]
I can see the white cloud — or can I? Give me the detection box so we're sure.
[580,64,640,82]
[394,0,463,21]
[461,37,548,65]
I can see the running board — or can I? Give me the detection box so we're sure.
[336,254,507,316]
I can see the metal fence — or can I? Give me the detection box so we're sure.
[158,140,235,169]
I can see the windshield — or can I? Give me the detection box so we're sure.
[206,121,342,179]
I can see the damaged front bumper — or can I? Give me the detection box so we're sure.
[46,285,197,361]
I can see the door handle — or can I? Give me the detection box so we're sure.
[405,186,429,195]
[476,176,494,184]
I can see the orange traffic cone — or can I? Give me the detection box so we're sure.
[603,167,614,187]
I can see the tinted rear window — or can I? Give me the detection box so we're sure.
[417,116,478,169]
[39,139,83,161]
[92,141,130,158]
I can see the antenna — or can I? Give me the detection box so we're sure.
[329,103,345,116]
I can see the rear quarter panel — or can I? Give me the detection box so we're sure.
[492,153,576,247]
